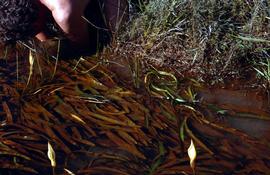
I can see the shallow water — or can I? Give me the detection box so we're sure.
[198,88,270,139]
[1,53,270,174]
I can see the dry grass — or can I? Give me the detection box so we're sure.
[115,0,270,86]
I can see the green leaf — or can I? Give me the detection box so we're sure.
[235,35,270,43]
[180,120,186,142]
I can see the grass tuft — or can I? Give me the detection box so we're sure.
[116,0,270,87]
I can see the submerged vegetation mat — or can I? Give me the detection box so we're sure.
[0,48,270,175]
[0,0,270,174]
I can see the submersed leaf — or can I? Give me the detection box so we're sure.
[179,120,185,142]
[188,139,197,174]
[64,168,75,175]
[148,142,165,175]
[47,142,56,167]
[185,120,214,155]
[27,50,34,86]
[70,114,86,124]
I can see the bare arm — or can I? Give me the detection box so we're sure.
[53,8,90,48]
[38,0,91,48]
[35,0,128,51]
[36,32,49,41]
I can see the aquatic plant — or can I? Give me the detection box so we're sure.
[0,0,270,174]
